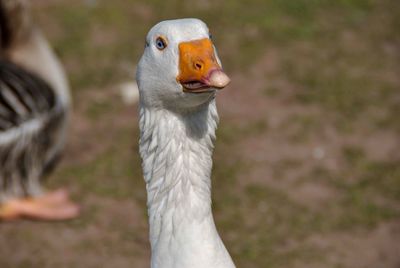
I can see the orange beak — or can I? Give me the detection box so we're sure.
[177,38,230,93]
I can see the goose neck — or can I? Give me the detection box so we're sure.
[139,100,235,268]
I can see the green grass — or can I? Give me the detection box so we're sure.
[53,127,143,201]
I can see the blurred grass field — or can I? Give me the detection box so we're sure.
[1,0,399,267]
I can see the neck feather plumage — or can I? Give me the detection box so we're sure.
[139,99,235,268]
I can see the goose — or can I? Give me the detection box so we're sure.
[137,19,235,268]
[0,0,79,220]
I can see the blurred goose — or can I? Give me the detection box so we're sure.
[0,0,79,220]
[137,19,235,268]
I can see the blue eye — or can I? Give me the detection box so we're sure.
[155,37,167,50]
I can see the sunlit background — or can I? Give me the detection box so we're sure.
[1,0,399,267]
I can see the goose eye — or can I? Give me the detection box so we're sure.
[209,33,213,40]
[155,37,167,50]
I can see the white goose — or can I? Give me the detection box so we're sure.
[0,0,79,220]
[137,19,235,268]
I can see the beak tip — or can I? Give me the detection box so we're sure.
[209,70,231,89]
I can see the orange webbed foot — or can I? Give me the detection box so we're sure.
[0,189,80,221]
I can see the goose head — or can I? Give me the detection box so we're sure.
[137,18,230,111]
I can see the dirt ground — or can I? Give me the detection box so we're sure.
[1,1,399,267]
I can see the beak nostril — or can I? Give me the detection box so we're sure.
[194,61,203,70]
